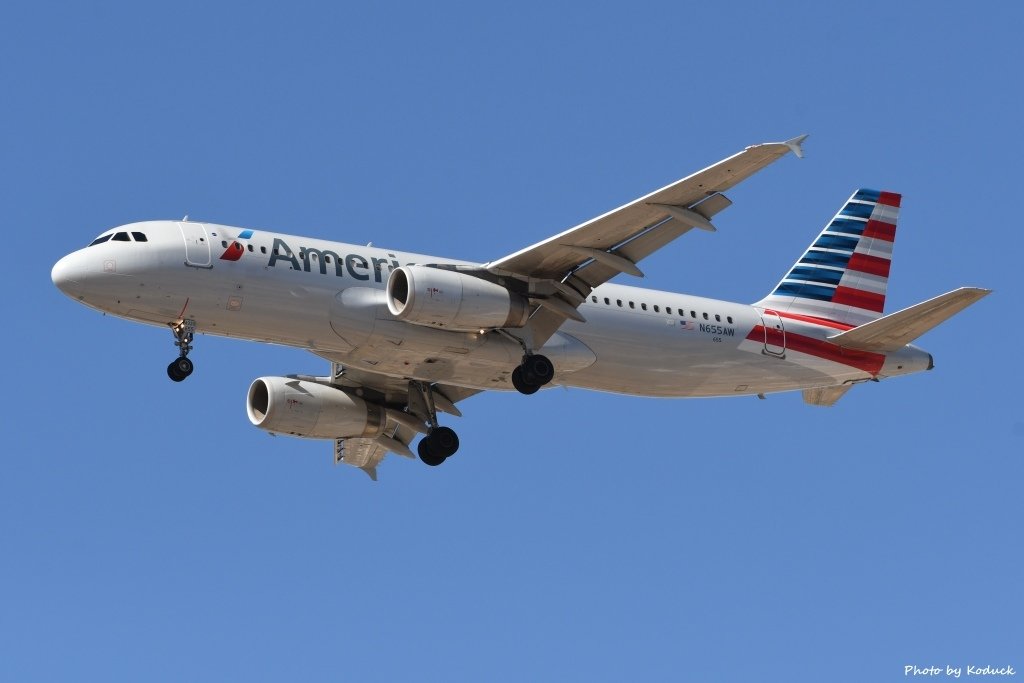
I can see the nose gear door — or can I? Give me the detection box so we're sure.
[178,222,212,268]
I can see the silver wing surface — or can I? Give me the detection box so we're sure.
[480,136,807,346]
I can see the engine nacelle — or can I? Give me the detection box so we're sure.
[386,265,529,331]
[246,377,385,440]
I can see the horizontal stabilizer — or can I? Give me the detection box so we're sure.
[828,287,990,352]
[803,385,852,407]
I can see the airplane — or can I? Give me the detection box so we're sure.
[51,135,989,479]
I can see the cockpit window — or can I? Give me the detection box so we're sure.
[112,232,130,242]
[88,234,112,246]
[131,232,148,242]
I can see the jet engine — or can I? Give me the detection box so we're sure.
[386,265,529,331]
[246,377,386,440]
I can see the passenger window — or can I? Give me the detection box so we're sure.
[641,303,647,311]
[703,312,709,320]
[715,314,721,322]
[112,232,130,242]
[131,232,148,242]
[629,301,635,309]
[604,297,610,305]
[247,244,253,252]
[592,296,598,303]
[616,300,622,307]
[89,234,112,246]
[653,305,660,312]
[222,240,228,248]
[666,307,673,315]
[691,310,696,318]
[261,246,267,254]
[727,316,733,324]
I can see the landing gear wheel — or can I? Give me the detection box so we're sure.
[174,357,194,377]
[166,357,193,382]
[522,354,554,386]
[430,426,460,458]
[167,362,183,382]
[512,366,540,395]
[418,438,447,467]
[512,354,553,394]
[418,426,460,466]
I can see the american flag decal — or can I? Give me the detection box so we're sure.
[757,189,900,327]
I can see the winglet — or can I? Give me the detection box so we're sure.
[784,134,809,159]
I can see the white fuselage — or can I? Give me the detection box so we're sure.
[51,221,931,398]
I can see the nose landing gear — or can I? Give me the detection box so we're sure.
[167,318,196,382]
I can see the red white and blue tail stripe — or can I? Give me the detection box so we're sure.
[756,189,900,327]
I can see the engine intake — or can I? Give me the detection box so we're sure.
[386,265,529,331]
[246,377,385,440]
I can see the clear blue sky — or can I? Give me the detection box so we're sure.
[3,2,1021,681]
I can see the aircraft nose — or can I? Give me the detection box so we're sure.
[51,252,83,297]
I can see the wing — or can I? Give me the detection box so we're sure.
[310,355,480,480]
[480,135,807,346]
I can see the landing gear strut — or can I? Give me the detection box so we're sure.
[511,354,554,395]
[167,318,196,382]
[412,382,460,466]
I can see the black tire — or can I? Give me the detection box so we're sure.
[430,426,460,458]
[167,361,186,382]
[522,354,554,386]
[174,357,194,377]
[512,366,540,395]
[418,437,447,466]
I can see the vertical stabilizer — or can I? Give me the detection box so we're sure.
[756,189,900,326]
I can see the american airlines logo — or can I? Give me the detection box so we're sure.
[267,237,404,284]
[220,229,254,261]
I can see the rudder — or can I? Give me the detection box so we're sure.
[756,189,901,327]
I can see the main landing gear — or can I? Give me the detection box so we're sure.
[167,318,196,382]
[418,426,459,467]
[416,354,554,467]
[511,354,554,395]
[413,382,460,467]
